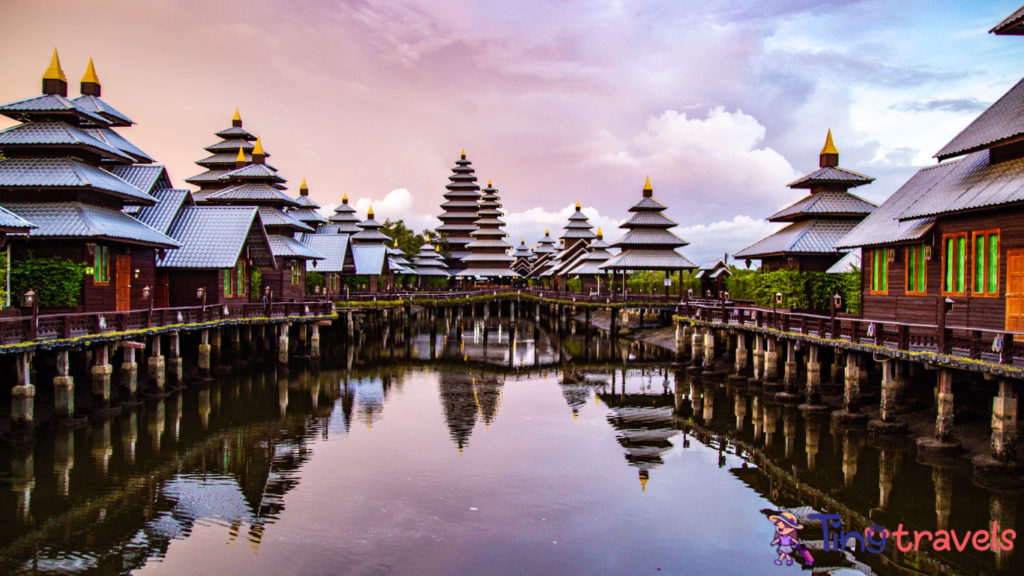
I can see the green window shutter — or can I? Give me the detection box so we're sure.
[957,236,966,293]
[945,238,953,292]
[881,251,888,292]
[918,245,926,292]
[975,235,985,293]
[909,247,917,292]
[872,249,879,291]
[989,233,999,294]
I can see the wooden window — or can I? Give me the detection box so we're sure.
[223,269,233,297]
[972,229,1000,297]
[905,244,927,295]
[291,263,301,286]
[942,232,968,296]
[94,246,110,285]
[870,248,889,295]
[236,260,246,296]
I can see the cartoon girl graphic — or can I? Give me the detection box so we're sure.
[769,511,811,566]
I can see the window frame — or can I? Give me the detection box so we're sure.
[223,268,233,298]
[236,260,247,296]
[93,245,110,285]
[905,244,928,296]
[971,229,1000,298]
[870,247,889,295]
[941,232,968,297]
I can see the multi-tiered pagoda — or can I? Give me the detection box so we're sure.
[542,201,597,290]
[568,227,615,294]
[461,180,517,281]
[411,236,449,287]
[351,206,393,292]
[324,193,362,235]
[0,52,179,313]
[600,178,697,290]
[512,239,534,276]
[289,178,327,230]
[436,152,480,275]
[528,230,559,278]
[185,109,261,194]
[734,132,876,272]
[191,128,322,301]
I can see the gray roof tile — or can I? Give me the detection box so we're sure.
[458,267,519,277]
[734,218,859,257]
[205,139,255,153]
[826,250,861,274]
[267,234,324,260]
[4,202,178,247]
[86,128,154,163]
[787,166,874,189]
[767,190,876,222]
[0,205,36,231]
[257,206,314,232]
[72,95,134,126]
[992,6,1024,34]
[184,169,231,184]
[300,233,349,272]
[0,157,156,204]
[290,207,328,224]
[0,121,133,161]
[612,228,688,248]
[134,189,192,235]
[160,206,261,268]
[109,164,169,195]
[352,244,387,274]
[599,249,697,270]
[204,183,300,207]
[898,150,1024,220]
[0,94,111,126]
[219,163,285,182]
[214,126,256,139]
[935,77,1024,160]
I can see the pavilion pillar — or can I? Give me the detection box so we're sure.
[198,329,211,378]
[675,320,686,362]
[310,324,321,369]
[167,332,183,387]
[806,345,821,400]
[346,311,354,339]
[53,350,75,421]
[991,380,1019,463]
[832,351,868,424]
[764,337,779,384]
[278,323,291,365]
[869,359,907,435]
[751,334,764,383]
[892,359,907,409]
[11,352,35,437]
[917,369,962,453]
[91,344,114,411]
[120,345,138,402]
[691,329,703,366]
[831,348,845,385]
[148,334,165,392]
[734,332,748,372]
[702,328,715,369]
[783,340,799,392]
[210,328,221,355]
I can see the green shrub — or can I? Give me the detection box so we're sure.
[722,267,861,312]
[306,271,324,295]
[565,278,582,293]
[10,252,88,307]
[250,267,262,297]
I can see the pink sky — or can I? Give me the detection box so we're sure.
[3,0,1022,264]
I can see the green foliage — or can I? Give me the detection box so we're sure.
[306,271,324,295]
[10,252,88,307]
[0,249,7,307]
[250,267,262,297]
[565,278,582,293]
[381,219,444,262]
[426,276,448,289]
[722,268,861,312]
[619,270,698,295]
[341,275,369,290]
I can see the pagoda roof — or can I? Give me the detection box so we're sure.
[352,244,387,274]
[439,211,481,219]
[465,238,512,248]
[205,138,255,153]
[561,229,597,240]
[512,241,532,257]
[160,206,272,269]
[459,267,519,278]
[72,95,134,126]
[440,200,481,209]
[109,164,171,195]
[628,196,667,212]
[352,229,391,244]
[257,206,314,232]
[203,183,300,207]
[219,163,285,183]
[133,188,193,235]
[935,77,1024,160]
[0,156,157,204]
[85,128,154,164]
[184,169,231,185]
[267,234,324,260]
[0,121,135,162]
[214,126,256,140]
[992,6,1024,35]
[289,206,328,224]
[300,233,349,272]
[612,228,688,248]
[4,201,178,247]
[470,218,507,227]
[733,218,859,258]
[569,250,615,275]
[294,195,320,209]
[315,224,342,235]
[0,94,111,126]
[196,152,277,168]
[787,166,874,189]
[462,253,515,263]
[622,210,677,228]
[599,249,697,271]
[437,223,479,232]
[0,206,36,233]
[767,190,876,222]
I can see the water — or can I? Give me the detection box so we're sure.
[0,313,1020,575]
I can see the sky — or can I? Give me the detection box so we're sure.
[2,0,1024,265]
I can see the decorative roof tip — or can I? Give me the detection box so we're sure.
[425,233,431,241]
[367,204,374,217]
[643,175,652,191]
[394,238,399,248]
[232,108,241,121]
[81,58,100,84]
[821,129,838,156]
[300,177,308,190]
[597,226,602,236]
[342,192,348,203]
[252,135,264,155]
[43,48,67,82]
[435,244,440,252]
[235,146,246,162]
[545,228,549,235]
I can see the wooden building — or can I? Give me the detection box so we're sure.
[460,180,517,282]
[436,151,480,276]
[734,132,876,272]
[289,178,328,230]
[0,52,179,313]
[350,206,393,293]
[695,259,731,298]
[837,14,1024,332]
[410,236,449,288]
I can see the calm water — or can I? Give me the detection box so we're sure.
[0,313,1020,575]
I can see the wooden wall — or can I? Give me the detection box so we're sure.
[860,208,1024,331]
[260,257,305,302]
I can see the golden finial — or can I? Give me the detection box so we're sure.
[435,244,441,252]
[235,146,246,162]
[300,177,308,190]
[232,108,241,121]
[342,192,348,201]
[488,179,492,186]
[576,200,581,209]
[573,411,578,421]
[394,238,399,248]
[545,228,549,235]
[640,477,648,492]
[81,58,100,84]
[367,204,374,217]
[597,226,602,236]
[461,149,466,156]
[643,175,652,191]
[821,129,838,155]
[425,233,431,242]
[521,237,525,243]
[43,49,67,82]
[252,135,264,155]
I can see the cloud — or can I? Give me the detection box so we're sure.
[889,98,991,114]
[677,215,785,267]
[504,203,621,249]
[318,188,441,231]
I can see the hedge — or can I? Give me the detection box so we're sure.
[10,252,88,307]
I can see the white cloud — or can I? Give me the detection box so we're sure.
[677,215,784,267]
[504,203,621,250]
[318,188,441,231]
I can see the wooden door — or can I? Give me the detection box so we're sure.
[155,270,169,308]
[1006,250,1024,333]
[116,255,131,312]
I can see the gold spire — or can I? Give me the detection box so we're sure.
[232,108,241,121]
[342,192,348,201]
[394,238,399,248]
[821,129,838,155]
[252,135,264,156]
[235,146,246,162]
[488,179,492,186]
[643,175,652,191]
[435,244,441,252]
[43,49,67,82]
[300,177,308,190]
[597,226,602,236]
[461,149,466,156]
[81,58,100,84]
[640,476,648,492]
[576,200,581,209]
[545,228,549,235]
[425,233,431,242]
[367,204,374,217]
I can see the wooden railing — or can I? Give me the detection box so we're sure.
[0,301,335,349]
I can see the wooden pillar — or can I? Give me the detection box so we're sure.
[702,328,715,369]
[120,345,138,401]
[11,352,35,437]
[991,380,1019,462]
[278,323,290,365]
[53,350,75,421]
[764,337,778,384]
[91,344,113,410]
[734,332,748,372]
[198,329,211,377]
[148,334,165,392]
[167,332,183,387]
[917,368,962,455]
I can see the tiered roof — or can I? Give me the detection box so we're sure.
[734,132,876,261]
[528,229,559,277]
[185,109,270,189]
[0,52,177,249]
[350,206,390,275]
[388,239,413,274]
[435,151,480,271]
[327,193,362,233]
[411,236,449,277]
[568,227,615,275]
[461,180,517,277]
[289,178,327,228]
[600,177,697,271]
[542,201,595,277]
[512,238,534,276]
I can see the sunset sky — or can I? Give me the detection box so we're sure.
[3,0,1023,265]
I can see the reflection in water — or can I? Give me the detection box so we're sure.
[0,313,1019,575]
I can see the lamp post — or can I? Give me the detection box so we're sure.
[24,290,37,340]
[831,293,842,338]
[143,285,153,327]
[196,287,206,319]
[774,292,783,328]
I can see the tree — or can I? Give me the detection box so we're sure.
[381,219,441,260]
